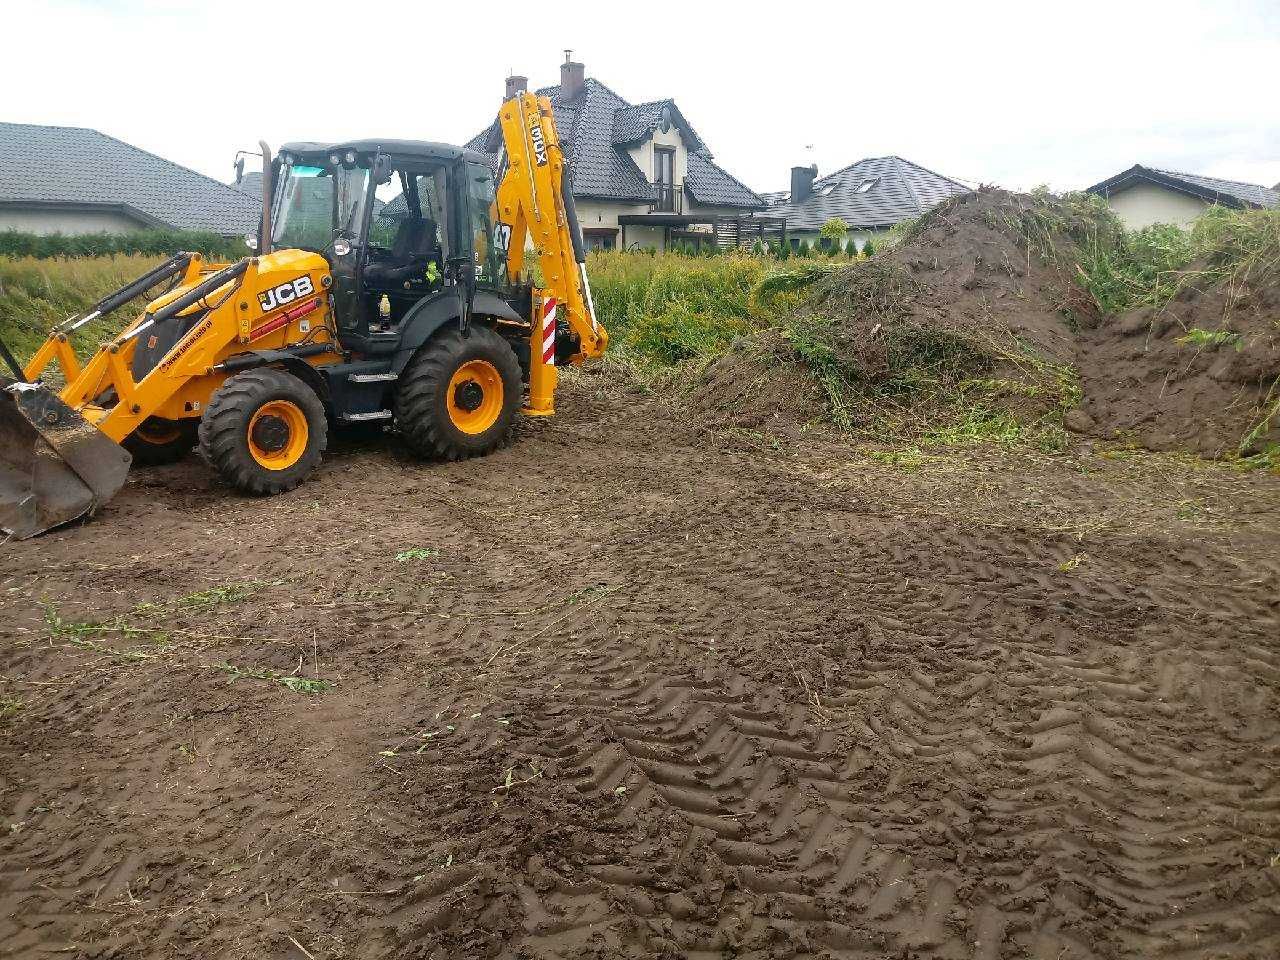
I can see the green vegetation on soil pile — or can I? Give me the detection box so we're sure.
[590,190,1279,463]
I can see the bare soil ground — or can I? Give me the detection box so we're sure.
[3,369,1280,960]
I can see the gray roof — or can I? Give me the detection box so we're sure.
[1087,164,1280,210]
[231,170,263,196]
[611,100,705,152]
[765,156,971,232]
[0,121,261,233]
[467,80,763,209]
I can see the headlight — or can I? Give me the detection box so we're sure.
[345,150,357,165]
[244,232,258,251]
[330,153,342,166]
[333,238,351,256]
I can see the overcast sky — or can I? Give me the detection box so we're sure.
[8,0,1279,195]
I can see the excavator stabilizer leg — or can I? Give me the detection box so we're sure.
[0,378,132,539]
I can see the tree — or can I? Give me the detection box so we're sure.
[819,217,850,243]
[776,240,791,260]
[844,238,859,257]
[862,238,877,257]
[797,239,811,257]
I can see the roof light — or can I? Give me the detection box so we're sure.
[856,178,879,193]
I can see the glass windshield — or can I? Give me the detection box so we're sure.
[271,162,370,251]
[468,162,507,285]
[271,164,332,251]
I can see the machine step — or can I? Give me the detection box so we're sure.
[340,410,393,422]
[347,372,398,383]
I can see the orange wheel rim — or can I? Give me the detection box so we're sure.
[247,400,308,469]
[138,420,182,445]
[446,359,503,435]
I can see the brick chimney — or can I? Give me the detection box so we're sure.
[791,164,818,203]
[505,74,528,99]
[560,50,585,100]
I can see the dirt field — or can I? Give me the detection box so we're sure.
[3,369,1279,959]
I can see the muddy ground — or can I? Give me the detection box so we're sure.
[2,369,1279,959]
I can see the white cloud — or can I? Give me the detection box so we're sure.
[7,0,1279,194]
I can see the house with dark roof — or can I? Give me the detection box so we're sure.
[0,121,260,236]
[1086,164,1279,230]
[469,58,768,252]
[763,157,971,248]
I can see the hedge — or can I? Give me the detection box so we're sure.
[0,229,250,260]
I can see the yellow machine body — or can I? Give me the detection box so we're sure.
[0,91,606,539]
[27,250,338,443]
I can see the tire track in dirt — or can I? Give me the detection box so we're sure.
[3,383,1279,958]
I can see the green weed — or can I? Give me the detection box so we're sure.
[215,663,330,695]
[176,581,272,609]
[396,548,437,563]
[1175,328,1242,350]
[0,696,23,722]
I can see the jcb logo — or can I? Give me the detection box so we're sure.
[257,275,314,312]
[529,118,548,166]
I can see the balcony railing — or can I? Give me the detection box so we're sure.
[652,182,683,214]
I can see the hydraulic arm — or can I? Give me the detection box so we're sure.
[493,91,607,414]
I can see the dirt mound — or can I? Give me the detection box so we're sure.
[683,330,826,435]
[687,188,1280,458]
[689,188,1093,440]
[1079,273,1280,456]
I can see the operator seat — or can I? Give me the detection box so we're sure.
[363,217,440,286]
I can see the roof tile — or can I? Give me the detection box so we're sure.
[766,156,970,231]
[467,79,762,209]
[0,122,261,233]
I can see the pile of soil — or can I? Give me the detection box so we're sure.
[1078,275,1280,456]
[683,330,827,435]
[689,187,1280,456]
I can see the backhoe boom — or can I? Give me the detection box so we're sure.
[494,91,608,415]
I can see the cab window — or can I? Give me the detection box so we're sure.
[467,162,507,285]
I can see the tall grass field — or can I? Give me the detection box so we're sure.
[0,254,167,362]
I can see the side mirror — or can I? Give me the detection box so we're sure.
[372,154,393,185]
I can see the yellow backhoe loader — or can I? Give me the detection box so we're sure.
[0,92,606,539]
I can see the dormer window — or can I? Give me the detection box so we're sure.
[818,182,837,196]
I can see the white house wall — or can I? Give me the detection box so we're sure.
[0,207,151,235]
[1104,183,1210,230]
[626,124,688,185]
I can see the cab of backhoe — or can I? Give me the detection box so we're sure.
[263,141,512,352]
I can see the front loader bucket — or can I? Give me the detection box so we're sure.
[0,378,132,539]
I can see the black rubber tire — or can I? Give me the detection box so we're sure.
[198,368,327,495]
[122,417,198,466]
[395,325,521,461]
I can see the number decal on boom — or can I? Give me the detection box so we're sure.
[493,222,512,252]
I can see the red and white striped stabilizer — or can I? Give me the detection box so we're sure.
[541,297,558,366]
